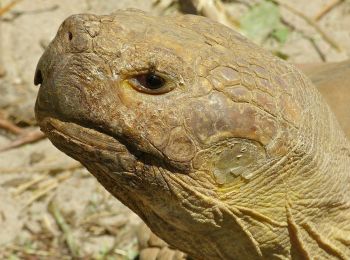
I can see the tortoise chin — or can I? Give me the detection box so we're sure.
[38,117,137,174]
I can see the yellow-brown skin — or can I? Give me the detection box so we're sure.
[299,60,350,139]
[34,9,350,259]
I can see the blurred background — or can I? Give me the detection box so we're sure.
[0,0,349,259]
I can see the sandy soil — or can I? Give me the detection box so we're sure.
[0,0,349,259]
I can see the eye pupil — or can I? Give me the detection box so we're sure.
[130,72,169,94]
[145,73,165,89]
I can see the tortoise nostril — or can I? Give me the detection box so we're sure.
[34,69,43,86]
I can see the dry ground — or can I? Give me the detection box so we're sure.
[0,0,349,259]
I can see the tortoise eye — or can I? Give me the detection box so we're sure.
[136,73,165,90]
[128,72,174,94]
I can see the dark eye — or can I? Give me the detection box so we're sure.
[136,73,165,90]
[68,31,73,40]
[128,72,174,94]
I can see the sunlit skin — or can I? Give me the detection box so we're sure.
[34,9,350,259]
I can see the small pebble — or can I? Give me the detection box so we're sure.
[30,152,45,165]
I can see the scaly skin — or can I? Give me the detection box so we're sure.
[34,9,350,259]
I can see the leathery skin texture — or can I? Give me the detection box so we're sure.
[34,9,350,259]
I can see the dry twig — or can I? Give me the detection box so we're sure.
[187,0,239,28]
[0,118,46,153]
[4,245,63,258]
[0,128,46,152]
[14,174,46,195]
[0,0,23,16]
[271,0,342,51]
[0,160,82,174]
[22,171,72,209]
[80,211,117,225]
[49,200,80,257]
[0,118,23,134]
[314,0,343,21]
[22,182,58,208]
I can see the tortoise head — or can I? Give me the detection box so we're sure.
[35,9,349,259]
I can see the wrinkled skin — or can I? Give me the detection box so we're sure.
[34,9,350,259]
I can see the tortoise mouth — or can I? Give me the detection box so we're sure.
[39,117,130,154]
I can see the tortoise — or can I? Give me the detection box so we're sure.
[34,9,350,259]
